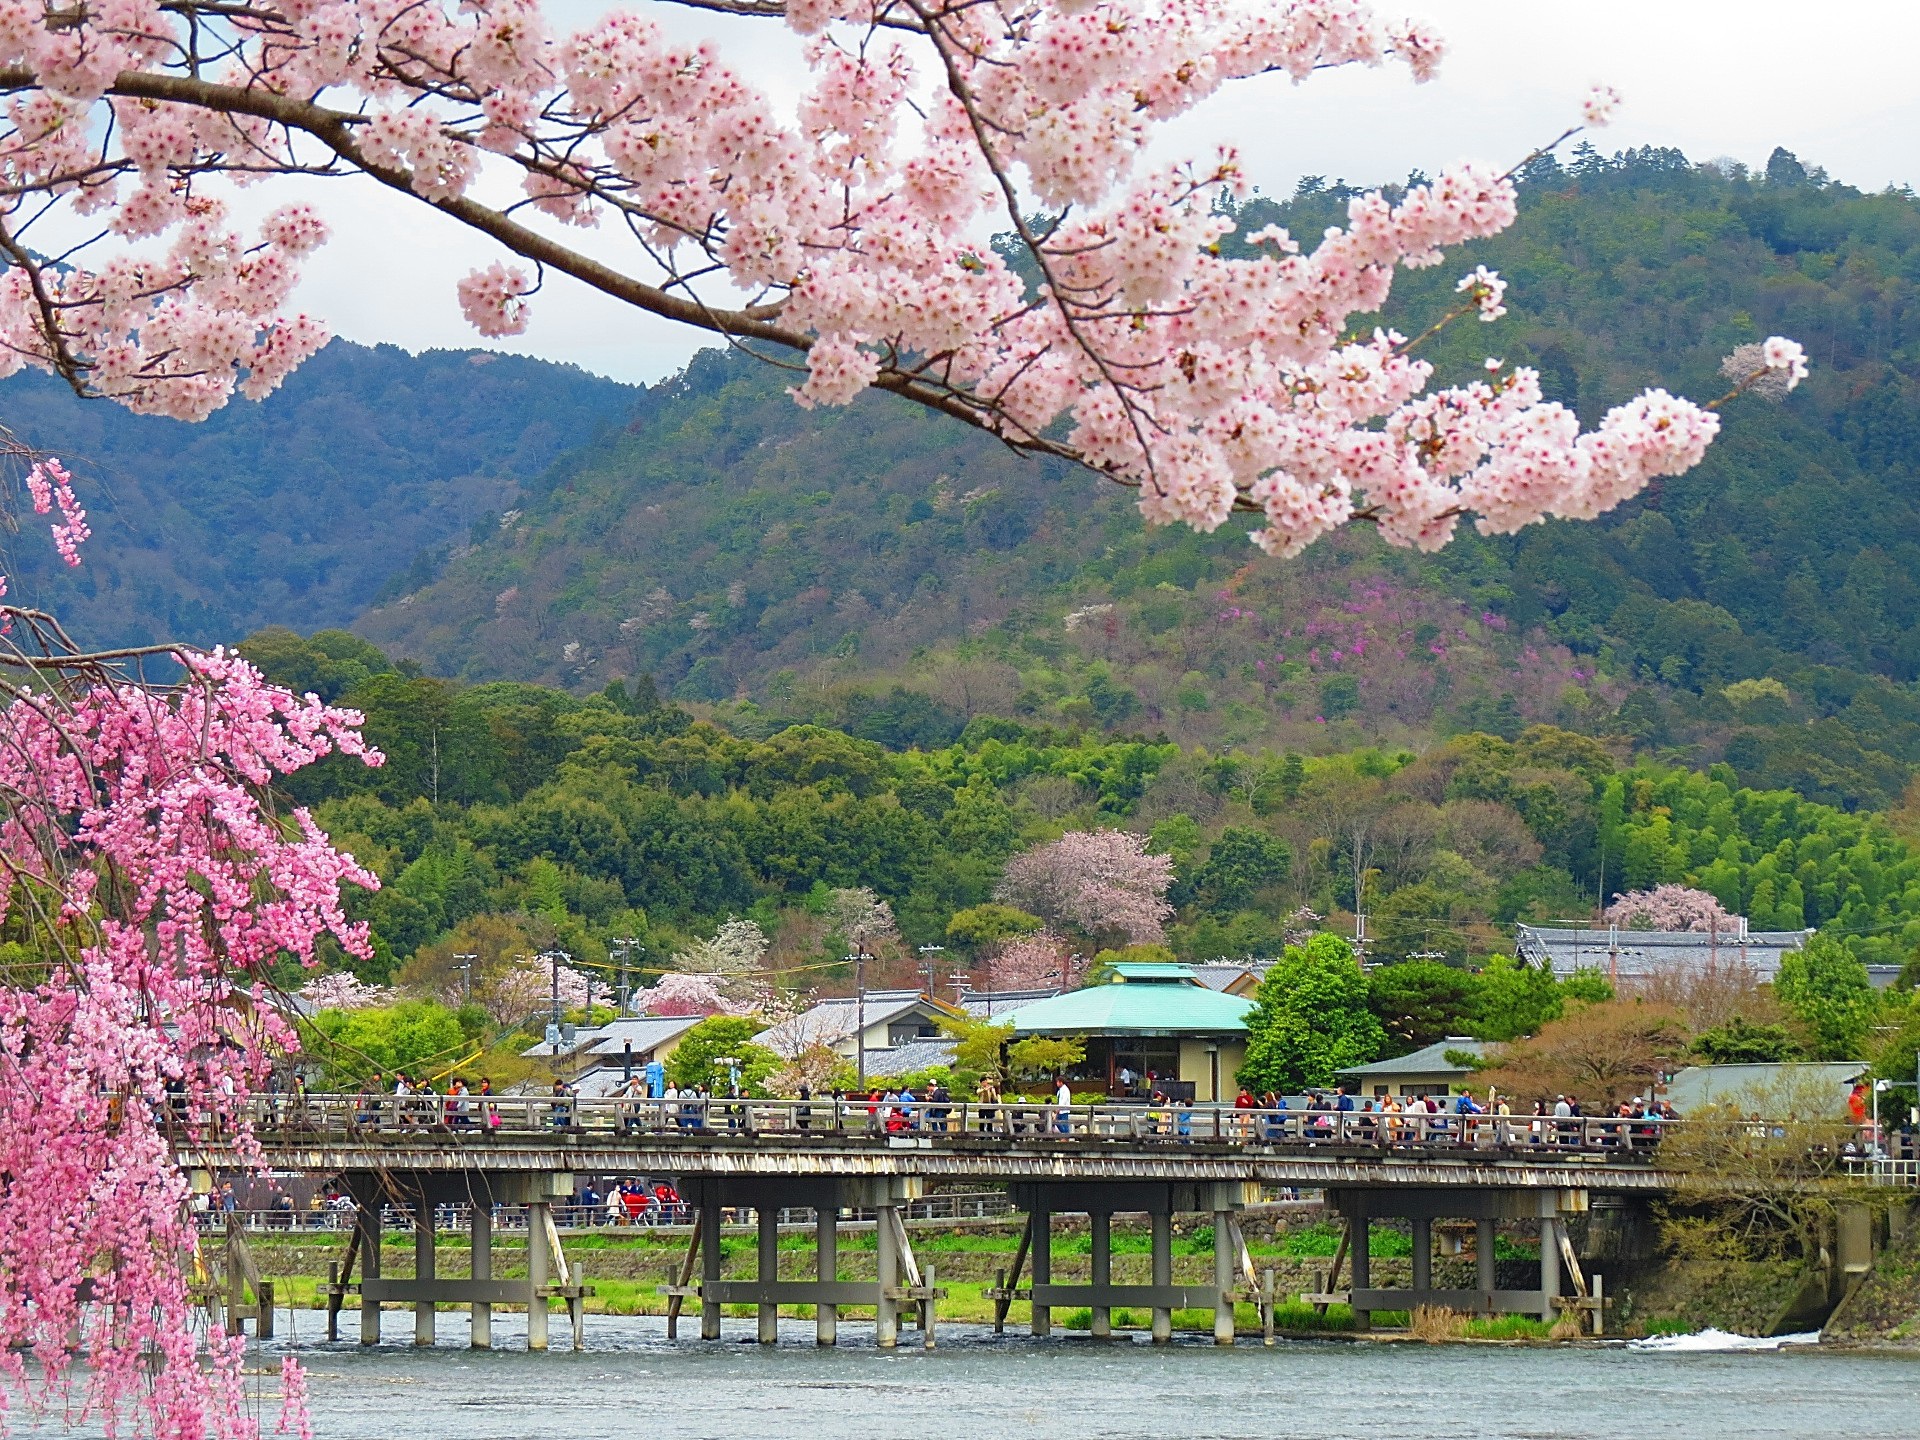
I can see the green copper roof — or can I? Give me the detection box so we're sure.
[1006,982,1253,1037]
[1107,962,1201,982]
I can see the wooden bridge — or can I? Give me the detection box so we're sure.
[176,1094,1678,1350]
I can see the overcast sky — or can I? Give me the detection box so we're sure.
[292,0,1920,387]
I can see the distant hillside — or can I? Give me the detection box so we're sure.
[0,342,636,647]
[357,146,1920,809]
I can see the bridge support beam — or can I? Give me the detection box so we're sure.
[1089,1210,1111,1340]
[357,1192,382,1347]
[1028,1206,1050,1338]
[816,1203,838,1347]
[526,1201,551,1352]
[414,1205,436,1347]
[1151,1207,1173,1344]
[470,1203,492,1350]
[758,1206,780,1344]
[700,1193,723,1341]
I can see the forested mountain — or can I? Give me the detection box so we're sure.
[0,342,635,645]
[357,146,1920,809]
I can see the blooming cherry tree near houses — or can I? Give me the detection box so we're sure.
[1604,885,1742,934]
[997,828,1175,947]
[0,1,1804,556]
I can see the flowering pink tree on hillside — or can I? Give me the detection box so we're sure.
[1605,885,1740,933]
[982,930,1083,991]
[997,829,1174,947]
[0,478,379,1437]
[0,2,1802,555]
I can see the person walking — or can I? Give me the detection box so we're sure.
[1054,1076,1073,1136]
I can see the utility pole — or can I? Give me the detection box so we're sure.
[850,946,869,1092]
[545,949,569,1056]
[453,953,477,1007]
[917,943,944,997]
[610,936,643,1013]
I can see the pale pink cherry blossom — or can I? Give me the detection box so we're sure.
[998,829,1175,946]
[632,971,730,1017]
[1604,885,1740,933]
[1761,336,1810,387]
[1581,83,1622,127]
[297,971,394,1010]
[0,1,1799,557]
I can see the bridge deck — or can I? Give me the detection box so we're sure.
[176,1095,1677,1192]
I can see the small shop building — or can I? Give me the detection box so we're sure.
[1004,963,1253,1102]
[1337,1037,1491,1099]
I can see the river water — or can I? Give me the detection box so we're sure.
[160,1314,1916,1440]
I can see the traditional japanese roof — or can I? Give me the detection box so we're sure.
[953,986,1062,1019]
[752,990,961,1053]
[1513,924,1814,979]
[1188,963,1270,994]
[862,1037,959,1078]
[1664,1062,1866,1116]
[518,1013,703,1061]
[1338,1037,1490,1079]
[1006,966,1253,1036]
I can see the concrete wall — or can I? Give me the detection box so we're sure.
[1177,1039,1246,1102]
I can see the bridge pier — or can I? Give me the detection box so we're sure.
[1005,1182,1257,1342]
[1319,1187,1592,1328]
[699,1193,723,1341]
[527,1200,551,1352]
[758,1205,780,1344]
[357,1191,382,1347]
[816,1204,838,1346]
[414,1205,436,1347]
[470,1202,492,1350]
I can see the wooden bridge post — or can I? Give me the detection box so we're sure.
[1028,1205,1051,1338]
[1150,1207,1173,1344]
[357,1196,383,1346]
[526,1201,551,1352]
[757,1205,779,1344]
[470,1201,493,1350]
[1349,1197,1371,1332]
[1538,1213,1561,1323]
[1411,1215,1432,1301]
[875,1198,901,1349]
[1212,1207,1235,1346]
[1089,1209,1111,1340]
[815,1201,838,1347]
[699,1194,723,1341]
[414,1199,437,1347]
[1475,1217,1496,1312]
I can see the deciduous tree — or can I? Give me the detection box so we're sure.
[997,828,1174,946]
[1239,931,1383,1092]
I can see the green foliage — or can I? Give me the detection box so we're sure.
[1367,960,1479,1056]
[1238,933,1384,1092]
[664,1016,780,1094]
[1776,935,1880,1059]
[306,1000,469,1088]
[1184,825,1292,915]
[1692,1016,1801,1064]
[935,1014,1013,1090]
[1005,1035,1086,1087]
[1469,954,1609,1043]
[944,903,1043,951]
[1871,999,1920,1088]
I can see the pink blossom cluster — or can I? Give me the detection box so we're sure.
[997,828,1175,944]
[297,970,394,1010]
[0,640,380,1436]
[23,458,89,565]
[1604,885,1740,933]
[487,954,610,1026]
[633,970,731,1018]
[0,0,1773,549]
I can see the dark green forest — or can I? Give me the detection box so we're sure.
[353,146,1920,811]
[0,343,634,645]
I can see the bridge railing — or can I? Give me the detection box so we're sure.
[187,1094,1677,1155]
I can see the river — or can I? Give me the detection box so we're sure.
[140,1315,1913,1440]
